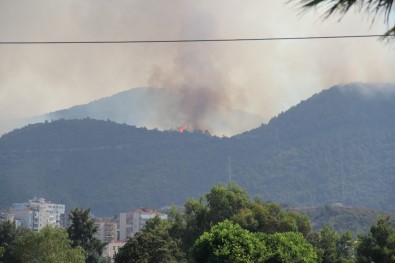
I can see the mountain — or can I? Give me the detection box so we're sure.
[0,87,263,137]
[231,83,395,208]
[0,119,228,215]
[0,83,394,216]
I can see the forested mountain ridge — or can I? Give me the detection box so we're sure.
[0,119,227,214]
[0,83,394,216]
[0,87,262,137]
[240,83,395,142]
[231,83,395,211]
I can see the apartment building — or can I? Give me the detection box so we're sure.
[118,208,168,240]
[94,219,117,243]
[102,240,127,262]
[10,197,65,231]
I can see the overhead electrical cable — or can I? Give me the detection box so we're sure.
[0,34,392,45]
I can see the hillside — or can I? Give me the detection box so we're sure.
[0,87,262,137]
[0,119,229,215]
[295,205,395,234]
[0,83,394,216]
[232,83,395,209]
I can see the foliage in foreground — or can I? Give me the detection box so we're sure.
[2,183,395,262]
[0,221,28,263]
[115,183,395,263]
[191,220,269,263]
[115,183,317,262]
[191,220,317,263]
[357,216,395,263]
[114,217,186,263]
[67,208,107,263]
[308,225,354,263]
[261,231,317,263]
[0,208,106,263]
[11,226,85,263]
[183,183,312,249]
[295,0,395,36]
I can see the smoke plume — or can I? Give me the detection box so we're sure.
[1,0,395,135]
[148,47,233,131]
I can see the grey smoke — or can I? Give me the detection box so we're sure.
[0,0,395,130]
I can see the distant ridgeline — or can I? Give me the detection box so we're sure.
[0,87,263,137]
[0,83,394,216]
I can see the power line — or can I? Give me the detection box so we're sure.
[0,34,391,45]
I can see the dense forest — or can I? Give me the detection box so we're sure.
[0,83,394,216]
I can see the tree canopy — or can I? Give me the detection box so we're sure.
[191,220,268,263]
[190,220,317,263]
[67,208,106,263]
[308,225,354,263]
[357,216,395,262]
[3,183,395,262]
[258,232,317,263]
[0,246,5,263]
[114,216,186,263]
[296,0,395,36]
[115,183,316,262]
[0,221,28,263]
[11,226,85,263]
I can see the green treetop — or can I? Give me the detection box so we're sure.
[67,208,106,263]
[11,226,85,263]
[357,216,395,262]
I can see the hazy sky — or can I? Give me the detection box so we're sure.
[1,0,394,123]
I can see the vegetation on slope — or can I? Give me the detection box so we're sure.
[0,83,394,215]
[295,205,395,234]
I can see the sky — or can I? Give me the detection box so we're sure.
[1,0,395,127]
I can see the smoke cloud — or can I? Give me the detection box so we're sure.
[148,47,234,131]
[0,0,395,134]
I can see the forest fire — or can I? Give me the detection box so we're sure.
[178,127,186,133]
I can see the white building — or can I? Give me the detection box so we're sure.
[118,208,168,240]
[10,197,65,231]
[94,219,117,243]
[102,240,126,262]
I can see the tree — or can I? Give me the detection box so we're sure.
[184,183,251,249]
[0,246,4,263]
[317,226,340,262]
[67,208,106,263]
[296,0,395,36]
[258,232,318,263]
[0,220,28,263]
[356,216,395,262]
[191,220,268,263]
[184,183,313,256]
[11,226,85,263]
[191,221,317,263]
[205,183,251,224]
[114,216,186,263]
[336,231,355,263]
[310,225,355,263]
[185,183,250,231]
[117,183,315,262]
[232,200,312,238]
